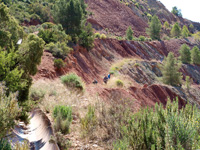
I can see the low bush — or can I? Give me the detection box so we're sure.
[113,138,129,150]
[81,105,97,135]
[52,132,71,150]
[53,105,72,134]
[95,32,101,39]
[29,87,46,101]
[162,35,170,40]
[116,98,200,149]
[138,35,145,41]
[0,83,21,139]
[54,59,65,69]
[60,73,84,90]
[45,42,72,59]
[116,79,124,87]
[14,140,30,150]
[100,34,107,39]
[134,63,140,67]
[0,139,12,150]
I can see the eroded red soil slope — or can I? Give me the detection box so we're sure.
[34,38,198,108]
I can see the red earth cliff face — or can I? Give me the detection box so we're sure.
[34,38,197,81]
[34,38,196,108]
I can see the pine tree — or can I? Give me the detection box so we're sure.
[146,15,161,40]
[181,25,190,38]
[161,52,182,86]
[54,0,83,37]
[179,44,191,64]
[163,21,169,29]
[189,24,194,30]
[171,6,182,17]
[79,21,94,50]
[171,22,181,38]
[126,26,134,40]
[191,46,200,65]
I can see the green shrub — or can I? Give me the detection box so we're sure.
[0,83,21,139]
[162,35,170,40]
[139,35,145,41]
[54,59,65,69]
[29,87,46,101]
[135,2,139,8]
[147,13,152,21]
[113,138,129,150]
[185,76,192,91]
[60,73,84,90]
[134,63,140,67]
[95,32,101,39]
[116,79,124,87]
[45,42,72,59]
[146,15,161,40]
[119,98,200,150]
[51,132,71,149]
[100,34,107,39]
[163,21,169,29]
[0,139,12,150]
[81,105,97,135]
[53,105,72,120]
[53,105,72,134]
[126,26,134,40]
[179,44,191,64]
[79,22,94,50]
[171,22,181,38]
[191,46,200,65]
[146,38,152,41]
[160,52,182,86]
[38,29,56,44]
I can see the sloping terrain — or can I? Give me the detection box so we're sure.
[35,38,199,81]
[86,0,200,37]
[86,0,148,36]
[34,37,200,109]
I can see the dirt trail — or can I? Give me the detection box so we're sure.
[12,109,59,150]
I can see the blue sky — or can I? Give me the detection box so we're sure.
[158,0,200,23]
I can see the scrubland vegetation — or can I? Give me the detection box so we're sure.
[1,0,200,149]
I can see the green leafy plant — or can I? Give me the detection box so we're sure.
[54,59,65,69]
[171,22,181,38]
[0,83,21,139]
[53,105,72,134]
[160,52,182,86]
[95,32,101,39]
[119,98,200,150]
[45,42,72,59]
[116,79,124,87]
[179,44,191,64]
[191,46,200,65]
[60,73,84,90]
[81,105,97,135]
[126,26,134,40]
[146,15,161,40]
[100,34,107,39]
[0,139,12,150]
[139,35,145,41]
